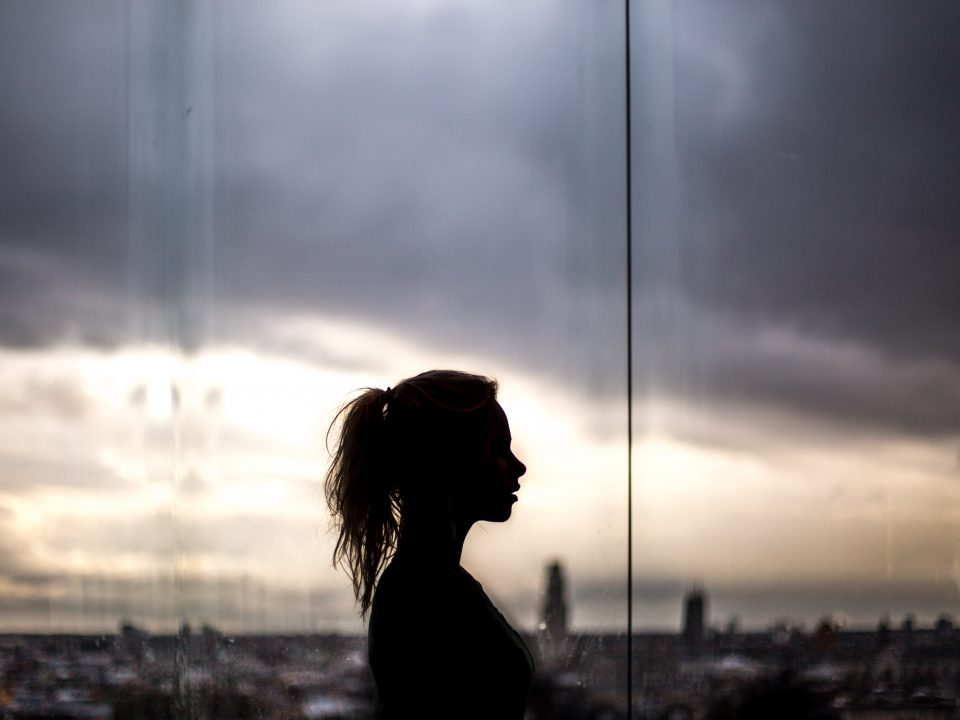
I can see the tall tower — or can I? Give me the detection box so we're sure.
[542,561,568,641]
[539,560,569,667]
[682,587,706,653]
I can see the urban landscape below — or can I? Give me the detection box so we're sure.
[1,565,958,719]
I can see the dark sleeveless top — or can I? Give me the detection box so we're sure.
[368,555,534,719]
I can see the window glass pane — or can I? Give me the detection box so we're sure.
[1,1,628,716]
[631,2,960,716]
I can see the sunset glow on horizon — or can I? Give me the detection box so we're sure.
[1,312,958,633]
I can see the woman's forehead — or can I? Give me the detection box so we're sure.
[490,401,511,437]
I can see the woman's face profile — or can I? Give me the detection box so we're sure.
[462,401,526,523]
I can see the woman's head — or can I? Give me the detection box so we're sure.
[380,370,498,489]
[325,370,525,614]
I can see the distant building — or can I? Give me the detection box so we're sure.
[543,561,568,641]
[539,560,569,667]
[682,588,706,653]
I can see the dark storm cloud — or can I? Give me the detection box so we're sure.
[669,0,960,363]
[633,299,960,439]
[208,0,628,389]
[2,1,958,437]
[0,0,628,382]
[0,1,131,347]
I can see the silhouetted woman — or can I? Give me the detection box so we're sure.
[325,370,532,718]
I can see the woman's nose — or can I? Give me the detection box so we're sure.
[514,455,526,478]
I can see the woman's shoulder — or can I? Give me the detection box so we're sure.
[372,557,483,626]
[375,555,476,597]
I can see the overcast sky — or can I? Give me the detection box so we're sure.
[1,0,959,633]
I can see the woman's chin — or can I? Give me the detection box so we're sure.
[480,503,515,523]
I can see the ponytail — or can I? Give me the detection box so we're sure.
[325,387,398,616]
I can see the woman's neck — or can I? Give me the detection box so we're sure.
[396,513,473,567]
